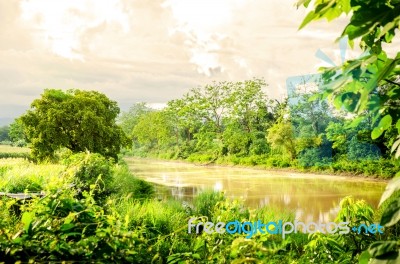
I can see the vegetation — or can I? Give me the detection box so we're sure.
[0,145,30,159]
[121,79,399,179]
[19,89,130,162]
[0,0,398,262]
[0,152,397,262]
[298,0,400,263]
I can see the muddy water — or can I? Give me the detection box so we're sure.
[126,158,387,222]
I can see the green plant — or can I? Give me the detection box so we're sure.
[359,178,400,263]
[193,190,226,220]
[63,152,114,202]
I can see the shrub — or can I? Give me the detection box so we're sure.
[0,188,145,262]
[297,146,332,168]
[63,152,114,202]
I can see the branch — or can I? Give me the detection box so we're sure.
[384,79,400,87]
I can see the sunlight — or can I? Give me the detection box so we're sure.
[163,0,246,75]
[20,0,129,60]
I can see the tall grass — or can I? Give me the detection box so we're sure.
[0,158,66,192]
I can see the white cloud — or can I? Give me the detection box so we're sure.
[0,0,361,122]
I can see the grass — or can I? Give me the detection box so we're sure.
[0,153,395,263]
[0,145,30,154]
[0,158,67,192]
[0,145,30,159]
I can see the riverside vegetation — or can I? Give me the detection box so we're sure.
[0,0,400,262]
[0,149,398,263]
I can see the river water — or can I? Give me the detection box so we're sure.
[126,158,387,222]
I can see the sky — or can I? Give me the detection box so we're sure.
[0,0,356,125]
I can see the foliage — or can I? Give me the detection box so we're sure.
[297,0,400,151]
[297,1,400,263]
[20,89,130,162]
[302,196,379,263]
[0,126,10,142]
[267,121,297,160]
[63,152,114,202]
[118,102,152,136]
[9,118,27,147]
[132,110,175,148]
[347,137,381,161]
[0,187,142,262]
[0,157,158,262]
[109,160,154,200]
[192,190,226,220]
[297,145,332,168]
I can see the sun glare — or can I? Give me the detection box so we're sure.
[20,0,129,60]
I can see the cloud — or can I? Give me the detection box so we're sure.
[0,0,358,123]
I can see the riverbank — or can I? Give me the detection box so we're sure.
[123,147,399,180]
[123,154,391,183]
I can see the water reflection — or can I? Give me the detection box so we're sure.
[126,158,386,222]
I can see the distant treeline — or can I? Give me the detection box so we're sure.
[119,78,400,178]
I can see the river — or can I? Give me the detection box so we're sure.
[126,158,387,222]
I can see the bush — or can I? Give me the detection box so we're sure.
[63,152,114,202]
[347,137,381,161]
[0,188,144,262]
[297,146,332,168]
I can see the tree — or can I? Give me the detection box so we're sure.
[9,118,27,146]
[132,110,174,148]
[118,102,152,136]
[298,1,400,262]
[20,89,130,161]
[0,126,9,142]
[297,0,400,146]
[267,121,296,160]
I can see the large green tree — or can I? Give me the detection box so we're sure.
[132,110,174,149]
[21,89,129,161]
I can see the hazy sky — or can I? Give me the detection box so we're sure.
[0,0,354,124]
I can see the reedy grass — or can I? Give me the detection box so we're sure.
[0,158,66,192]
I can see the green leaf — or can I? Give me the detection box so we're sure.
[372,127,384,140]
[299,11,317,29]
[380,198,400,226]
[379,115,393,130]
[372,115,392,139]
[359,250,371,264]
[21,212,34,234]
[192,253,201,260]
[60,223,75,232]
[379,177,400,206]
[365,58,397,94]
[396,120,400,134]
[296,0,312,8]
[369,241,398,258]
[346,116,364,129]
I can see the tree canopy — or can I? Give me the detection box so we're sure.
[297,0,400,155]
[20,89,130,161]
